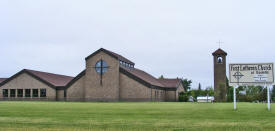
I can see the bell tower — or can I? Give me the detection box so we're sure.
[212,48,227,102]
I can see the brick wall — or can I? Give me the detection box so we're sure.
[84,51,120,101]
[0,73,56,101]
[66,75,85,101]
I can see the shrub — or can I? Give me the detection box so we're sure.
[179,92,188,102]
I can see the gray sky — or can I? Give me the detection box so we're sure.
[1,0,275,89]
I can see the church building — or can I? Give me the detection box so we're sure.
[0,48,184,102]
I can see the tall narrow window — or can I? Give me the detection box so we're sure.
[40,89,46,97]
[32,89,38,97]
[17,89,23,97]
[10,89,15,97]
[25,89,31,97]
[3,89,8,97]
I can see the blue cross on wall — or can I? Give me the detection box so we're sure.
[95,59,109,85]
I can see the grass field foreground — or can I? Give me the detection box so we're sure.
[0,102,274,131]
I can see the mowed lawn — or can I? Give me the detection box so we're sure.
[0,102,274,131]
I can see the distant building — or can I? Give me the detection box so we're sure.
[0,48,184,102]
[197,96,214,102]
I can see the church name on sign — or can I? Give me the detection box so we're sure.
[229,63,274,86]
[230,64,272,75]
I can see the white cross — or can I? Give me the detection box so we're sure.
[217,40,224,48]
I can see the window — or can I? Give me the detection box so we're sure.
[10,89,15,97]
[95,60,108,74]
[40,89,46,97]
[158,91,160,98]
[32,89,38,97]
[17,89,23,97]
[217,56,223,64]
[155,90,158,98]
[25,89,31,97]
[3,89,8,97]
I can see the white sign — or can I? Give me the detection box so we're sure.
[229,63,274,86]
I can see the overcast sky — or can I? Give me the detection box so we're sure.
[1,0,275,89]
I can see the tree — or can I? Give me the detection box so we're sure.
[158,75,164,79]
[272,85,275,101]
[227,86,233,102]
[181,79,192,92]
[205,87,214,96]
[198,83,201,91]
[217,83,226,102]
[226,77,234,102]
[237,85,266,102]
[178,92,188,102]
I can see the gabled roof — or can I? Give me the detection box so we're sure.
[212,48,227,56]
[158,79,181,88]
[26,69,74,87]
[120,66,181,89]
[0,78,7,83]
[85,48,135,65]
[0,69,74,88]
[66,70,85,87]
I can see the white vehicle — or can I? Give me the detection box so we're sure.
[197,96,214,102]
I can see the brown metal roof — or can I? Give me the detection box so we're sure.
[212,48,227,56]
[26,69,74,87]
[0,69,74,88]
[120,66,181,89]
[104,49,135,65]
[85,48,135,65]
[158,79,181,88]
[120,66,164,87]
[0,78,7,83]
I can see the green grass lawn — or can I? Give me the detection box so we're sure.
[0,102,274,131]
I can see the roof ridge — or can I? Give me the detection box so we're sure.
[212,48,227,55]
[159,78,180,80]
[103,48,135,65]
[85,48,135,65]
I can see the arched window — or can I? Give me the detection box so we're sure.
[217,56,223,64]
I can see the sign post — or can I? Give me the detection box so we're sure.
[267,85,270,110]
[229,63,274,110]
[233,85,237,110]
